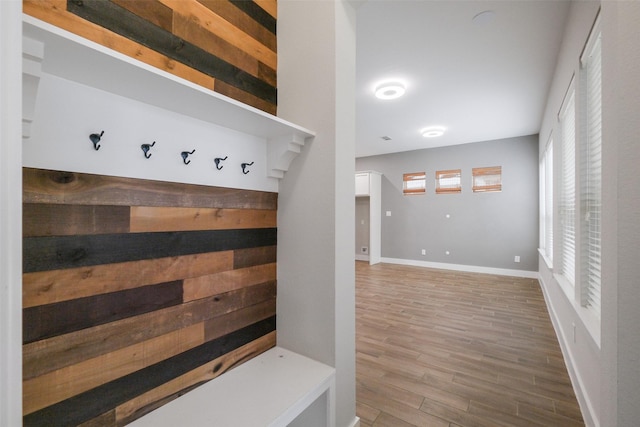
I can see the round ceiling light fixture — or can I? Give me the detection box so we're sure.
[421,126,446,138]
[374,82,406,100]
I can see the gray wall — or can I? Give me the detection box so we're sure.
[356,134,539,272]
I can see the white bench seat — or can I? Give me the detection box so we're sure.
[128,346,336,427]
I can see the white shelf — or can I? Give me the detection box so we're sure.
[22,15,315,179]
[128,346,336,427]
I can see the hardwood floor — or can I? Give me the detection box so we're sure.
[355,262,584,427]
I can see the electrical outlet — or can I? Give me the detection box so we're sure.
[386,211,391,217]
[421,249,426,255]
[514,255,521,263]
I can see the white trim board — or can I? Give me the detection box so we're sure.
[380,257,538,279]
[537,273,599,427]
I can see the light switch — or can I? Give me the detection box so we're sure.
[386,211,391,217]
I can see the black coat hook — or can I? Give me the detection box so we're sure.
[214,156,228,170]
[181,149,196,165]
[89,131,104,150]
[241,161,254,175]
[141,141,156,159]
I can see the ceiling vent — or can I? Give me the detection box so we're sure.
[381,136,392,141]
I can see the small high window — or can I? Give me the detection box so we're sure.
[435,169,461,194]
[472,166,502,193]
[403,172,426,195]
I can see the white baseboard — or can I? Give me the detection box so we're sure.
[347,416,360,427]
[380,257,538,279]
[355,254,369,262]
[537,274,599,427]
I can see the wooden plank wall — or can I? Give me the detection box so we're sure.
[22,168,278,426]
[23,0,278,115]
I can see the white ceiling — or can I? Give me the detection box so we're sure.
[355,0,571,158]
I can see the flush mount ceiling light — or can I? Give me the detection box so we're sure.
[374,82,406,100]
[421,126,446,138]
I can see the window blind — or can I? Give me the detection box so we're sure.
[435,169,461,194]
[580,21,602,316]
[403,172,426,195]
[559,82,576,286]
[472,166,502,192]
[540,139,553,263]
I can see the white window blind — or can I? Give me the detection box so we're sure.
[580,19,602,316]
[559,82,576,286]
[540,138,553,263]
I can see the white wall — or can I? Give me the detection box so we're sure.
[538,1,640,426]
[0,1,23,426]
[277,1,357,427]
[600,2,640,425]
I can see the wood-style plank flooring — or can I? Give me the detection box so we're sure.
[356,262,584,427]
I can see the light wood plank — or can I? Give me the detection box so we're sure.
[130,206,276,232]
[183,263,276,302]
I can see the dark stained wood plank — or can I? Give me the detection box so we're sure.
[114,331,276,424]
[197,0,276,51]
[23,251,233,308]
[67,0,277,104]
[23,317,276,427]
[23,280,183,344]
[23,203,130,237]
[229,0,276,34]
[23,168,278,210]
[23,227,277,273]
[258,60,277,87]
[130,206,276,232]
[253,0,276,19]
[110,0,173,32]
[23,281,276,379]
[233,245,276,269]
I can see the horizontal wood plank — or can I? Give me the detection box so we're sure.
[233,245,277,269]
[183,263,276,302]
[23,251,233,308]
[213,78,277,114]
[23,168,277,210]
[23,281,276,379]
[23,280,183,344]
[23,323,205,415]
[253,0,277,19]
[23,203,130,237]
[23,228,277,273]
[130,206,276,232]
[23,317,275,427]
[114,331,276,424]
[78,409,115,427]
[110,0,174,33]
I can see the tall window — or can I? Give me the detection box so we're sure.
[559,80,576,286]
[435,169,461,194]
[540,137,553,264]
[580,17,602,317]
